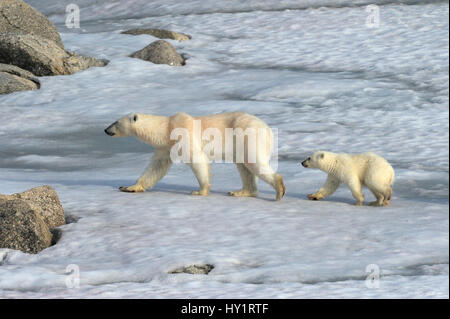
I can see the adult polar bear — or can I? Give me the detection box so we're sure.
[105,111,286,201]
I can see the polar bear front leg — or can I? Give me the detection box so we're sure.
[120,150,172,193]
[308,175,340,201]
[189,152,210,196]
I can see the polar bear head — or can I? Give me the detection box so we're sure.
[105,113,139,137]
[301,151,328,169]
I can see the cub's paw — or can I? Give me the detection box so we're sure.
[307,193,322,201]
[369,201,389,207]
[119,185,145,193]
[368,201,382,207]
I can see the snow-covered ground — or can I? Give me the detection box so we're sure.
[0,0,448,298]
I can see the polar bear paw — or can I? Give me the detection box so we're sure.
[369,201,390,207]
[228,189,258,197]
[191,189,209,196]
[307,193,323,201]
[119,185,145,193]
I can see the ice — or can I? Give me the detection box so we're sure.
[0,1,448,298]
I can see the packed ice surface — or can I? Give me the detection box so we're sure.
[0,0,448,298]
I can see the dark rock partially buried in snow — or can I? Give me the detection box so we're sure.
[122,28,191,42]
[0,33,108,76]
[0,185,65,254]
[0,0,64,48]
[0,199,53,254]
[0,63,40,94]
[169,264,214,275]
[130,40,185,66]
[0,185,65,229]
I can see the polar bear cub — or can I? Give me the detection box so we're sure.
[104,111,286,201]
[301,151,394,206]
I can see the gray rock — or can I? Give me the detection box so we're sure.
[0,71,38,94]
[0,0,64,48]
[122,28,191,42]
[169,264,214,275]
[0,63,40,94]
[0,199,52,254]
[130,40,185,66]
[63,53,109,76]
[0,33,108,76]
[0,185,65,229]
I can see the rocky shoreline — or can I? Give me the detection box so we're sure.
[0,0,190,95]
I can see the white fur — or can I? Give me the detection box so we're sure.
[105,112,286,200]
[302,151,395,206]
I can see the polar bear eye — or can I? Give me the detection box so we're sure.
[133,115,138,122]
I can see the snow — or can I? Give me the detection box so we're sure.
[0,0,448,298]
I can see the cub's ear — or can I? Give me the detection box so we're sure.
[133,114,138,122]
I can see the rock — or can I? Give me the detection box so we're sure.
[0,0,64,48]
[0,63,40,94]
[130,40,185,66]
[63,53,109,76]
[50,228,62,246]
[169,264,214,275]
[0,199,52,254]
[0,185,65,254]
[0,72,37,94]
[0,33,108,76]
[121,28,191,42]
[0,185,65,229]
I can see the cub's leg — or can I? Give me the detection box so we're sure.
[365,168,393,206]
[368,187,391,207]
[189,151,210,196]
[228,163,258,197]
[244,162,285,201]
[308,175,340,201]
[120,150,172,192]
[383,187,392,206]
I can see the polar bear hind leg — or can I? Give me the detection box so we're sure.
[228,163,258,197]
[244,162,285,201]
[365,167,393,206]
[368,186,391,206]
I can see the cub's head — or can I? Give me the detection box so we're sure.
[104,113,139,137]
[301,151,327,169]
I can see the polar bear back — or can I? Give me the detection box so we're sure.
[343,152,394,187]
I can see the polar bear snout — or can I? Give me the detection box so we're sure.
[301,157,311,168]
[104,122,117,136]
[104,128,115,136]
